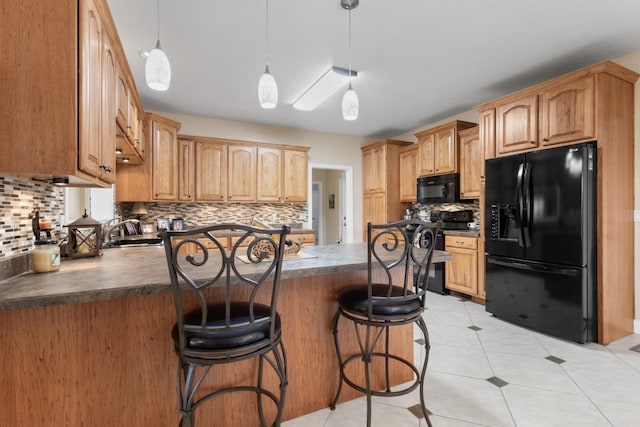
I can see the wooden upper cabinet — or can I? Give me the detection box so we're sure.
[257,147,283,202]
[283,149,308,202]
[459,126,481,199]
[228,145,257,202]
[178,139,195,201]
[416,121,476,177]
[362,145,386,192]
[434,127,456,174]
[417,132,435,176]
[541,76,595,146]
[399,145,418,202]
[151,118,179,200]
[195,141,227,202]
[496,94,539,154]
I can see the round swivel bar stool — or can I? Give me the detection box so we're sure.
[330,219,442,427]
[162,223,290,427]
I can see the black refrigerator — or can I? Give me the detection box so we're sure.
[484,141,597,342]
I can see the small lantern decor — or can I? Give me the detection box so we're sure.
[66,210,103,258]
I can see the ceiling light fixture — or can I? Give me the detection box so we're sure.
[258,0,278,109]
[341,0,359,121]
[292,66,357,111]
[145,0,171,91]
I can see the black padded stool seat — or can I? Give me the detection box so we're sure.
[172,302,281,351]
[338,284,421,316]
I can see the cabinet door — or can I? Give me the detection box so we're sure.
[496,95,538,155]
[541,76,595,146]
[196,142,227,201]
[434,127,456,174]
[152,121,178,200]
[178,139,195,201]
[283,150,308,202]
[363,193,386,239]
[399,147,418,202]
[228,145,256,202]
[257,147,283,202]
[115,66,129,132]
[445,236,478,295]
[100,34,116,184]
[372,146,386,192]
[362,147,376,192]
[418,133,435,176]
[480,108,495,161]
[459,128,481,199]
[78,0,104,179]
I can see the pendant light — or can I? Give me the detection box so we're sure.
[145,0,171,91]
[258,0,278,108]
[341,0,359,121]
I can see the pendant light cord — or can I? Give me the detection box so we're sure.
[156,0,160,42]
[347,6,352,86]
[265,0,270,67]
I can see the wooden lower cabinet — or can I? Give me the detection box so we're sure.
[176,232,316,254]
[444,235,478,296]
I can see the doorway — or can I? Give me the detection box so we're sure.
[308,163,354,245]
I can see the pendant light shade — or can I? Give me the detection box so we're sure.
[342,83,359,121]
[146,0,170,91]
[342,0,359,121]
[145,40,171,91]
[259,0,278,109]
[258,65,278,109]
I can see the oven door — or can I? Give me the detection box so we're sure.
[414,232,446,294]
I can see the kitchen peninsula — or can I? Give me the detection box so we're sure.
[0,243,451,426]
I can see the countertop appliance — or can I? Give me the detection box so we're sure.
[417,173,459,203]
[484,141,596,342]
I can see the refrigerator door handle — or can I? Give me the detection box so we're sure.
[515,163,525,247]
[487,256,579,276]
[522,162,532,247]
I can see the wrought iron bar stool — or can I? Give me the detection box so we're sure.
[330,219,442,427]
[161,223,290,427]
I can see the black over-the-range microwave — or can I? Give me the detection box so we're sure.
[416,173,459,203]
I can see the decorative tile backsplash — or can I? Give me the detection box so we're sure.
[0,175,65,258]
[116,202,308,228]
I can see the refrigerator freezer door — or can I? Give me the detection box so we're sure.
[485,255,596,342]
[525,143,595,266]
[485,153,525,259]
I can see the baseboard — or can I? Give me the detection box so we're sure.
[635,319,640,334]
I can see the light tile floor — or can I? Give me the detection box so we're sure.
[283,292,640,427]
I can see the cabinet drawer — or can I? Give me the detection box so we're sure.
[292,233,315,246]
[445,235,478,250]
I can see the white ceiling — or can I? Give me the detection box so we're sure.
[106,0,640,139]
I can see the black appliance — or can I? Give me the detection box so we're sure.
[412,209,474,294]
[417,173,459,203]
[484,142,597,342]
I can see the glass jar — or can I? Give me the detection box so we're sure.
[33,240,60,273]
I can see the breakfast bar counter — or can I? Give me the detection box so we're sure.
[0,244,451,426]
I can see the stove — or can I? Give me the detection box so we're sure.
[430,209,474,230]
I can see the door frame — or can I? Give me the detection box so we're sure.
[308,163,354,244]
[311,181,323,245]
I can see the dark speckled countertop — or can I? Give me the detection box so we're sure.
[443,229,480,237]
[0,244,452,312]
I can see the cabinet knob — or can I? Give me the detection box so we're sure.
[543,138,549,142]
